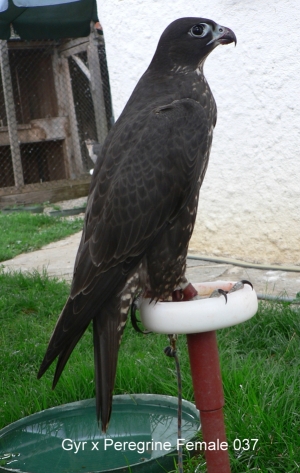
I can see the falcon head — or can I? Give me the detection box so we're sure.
[151,17,236,71]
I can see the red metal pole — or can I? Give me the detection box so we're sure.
[187,331,231,473]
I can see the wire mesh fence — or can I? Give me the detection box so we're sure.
[0,23,112,203]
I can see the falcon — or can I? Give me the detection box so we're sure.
[38,17,236,432]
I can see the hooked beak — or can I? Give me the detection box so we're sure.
[207,25,237,47]
[215,25,237,46]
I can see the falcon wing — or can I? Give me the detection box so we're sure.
[38,98,212,411]
[72,98,211,293]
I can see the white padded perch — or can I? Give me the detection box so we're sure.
[139,280,258,334]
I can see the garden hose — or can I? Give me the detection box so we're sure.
[187,255,300,273]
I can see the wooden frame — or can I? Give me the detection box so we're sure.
[0,24,109,203]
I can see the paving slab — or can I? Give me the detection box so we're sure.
[185,259,300,298]
[1,232,82,281]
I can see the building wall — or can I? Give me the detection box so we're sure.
[97,0,300,265]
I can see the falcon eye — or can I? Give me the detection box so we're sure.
[190,24,205,37]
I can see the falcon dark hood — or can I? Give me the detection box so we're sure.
[149,17,236,71]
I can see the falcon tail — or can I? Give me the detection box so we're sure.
[93,315,121,431]
[37,293,127,432]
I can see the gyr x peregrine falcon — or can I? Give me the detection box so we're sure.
[38,17,236,432]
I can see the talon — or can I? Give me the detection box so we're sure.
[241,279,253,290]
[229,279,253,293]
[130,295,151,334]
[209,288,228,304]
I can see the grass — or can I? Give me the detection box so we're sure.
[0,269,299,472]
[0,212,84,262]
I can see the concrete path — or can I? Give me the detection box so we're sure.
[2,232,83,281]
[186,258,300,298]
[2,232,300,298]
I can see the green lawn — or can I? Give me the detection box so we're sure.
[0,270,299,472]
[0,212,83,262]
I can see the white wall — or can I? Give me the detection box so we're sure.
[97,0,300,265]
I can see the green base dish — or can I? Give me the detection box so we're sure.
[0,394,200,473]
